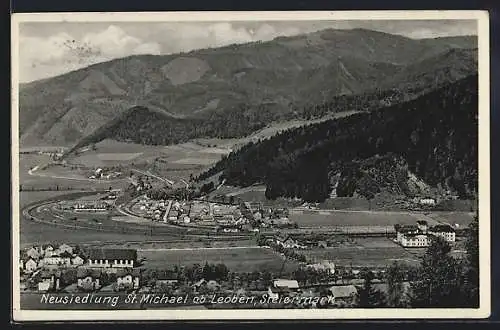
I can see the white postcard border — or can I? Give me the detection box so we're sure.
[11,10,491,321]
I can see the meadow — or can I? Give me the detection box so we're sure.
[138,247,298,273]
[289,210,422,227]
[302,238,422,268]
[425,212,476,227]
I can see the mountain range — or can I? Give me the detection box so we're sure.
[19,28,477,148]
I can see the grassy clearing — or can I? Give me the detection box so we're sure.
[172,157,219,165]
[289,210,420,227]
[19,217,158,247]
[138,247,298,273]
[96,152,143,161]
[302,241,421,268]
[426,212,475,227]
[19,191,83,208]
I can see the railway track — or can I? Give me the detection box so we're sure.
[21,193,252,242]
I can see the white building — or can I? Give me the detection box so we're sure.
[77,269,101,291]
[37,271,61,292]
[400,234,430,248]
[72,255,85,266]
[24,258,38,273]
[116,269,140,290]
[429,225,456,242]
[419,198,436,206]
[307,261,336,274]
[41,255,72,266]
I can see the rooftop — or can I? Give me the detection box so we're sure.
[77,268,102,279]
[328,285,358,298]
[429,224,456,233]
[273,279,299,289]
[85,248,137,261]
[115,268,141,277]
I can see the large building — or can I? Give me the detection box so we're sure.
[428,224,456,243]
[395,221,456,247]
[85,248,137,268]
[399,233,430,248]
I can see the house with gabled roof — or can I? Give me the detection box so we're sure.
[72,255,85,266]
[38,270,61,292]
[328,285,358,306]
[24,258,38,273]
[58,243,73,255]
[115,268,140,290]
[26,247,40,260]
[77,268,102,291]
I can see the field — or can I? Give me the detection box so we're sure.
[19,191,84,208]
[138,247,298,273]
[96,152,143,161]
[289,210,424,227]
[172,157,218,165]
[425,212,476,227]
[302,238,422,267]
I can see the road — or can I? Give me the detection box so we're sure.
[131,168,174,185]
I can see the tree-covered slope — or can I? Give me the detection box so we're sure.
[198,74,478,202]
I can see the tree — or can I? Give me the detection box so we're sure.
[357,269,386,308]
[202,262,213,280]
[463,215,479,307]
[386,262,409,307]
[410,237,463,307]
[214,263,229,281]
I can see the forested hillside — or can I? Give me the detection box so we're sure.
[198,74,478,202]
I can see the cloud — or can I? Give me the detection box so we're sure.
[19,25,162,82]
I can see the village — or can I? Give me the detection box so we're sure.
[128,195,297,233]
[18,242,404,308]
[19,217,457,309]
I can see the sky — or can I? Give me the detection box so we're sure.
[17,20,478,83]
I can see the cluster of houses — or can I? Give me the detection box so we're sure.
[241,202,294,229]
[273,234,332,250]
[130,193,296,233]
[21,244,85,273]
[267,279,356,308]
[167,200,192,223]
[132,197,255,232]
[88,167,122,180]
[394,220,456,248]
[20,244,140,293]
[134,196,174,222]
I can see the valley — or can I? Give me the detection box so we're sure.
[15,25,480,310]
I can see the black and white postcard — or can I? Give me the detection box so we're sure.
[11,10,491,321]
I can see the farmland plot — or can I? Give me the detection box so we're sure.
[138,247,298,273]
[290,210,421,228]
